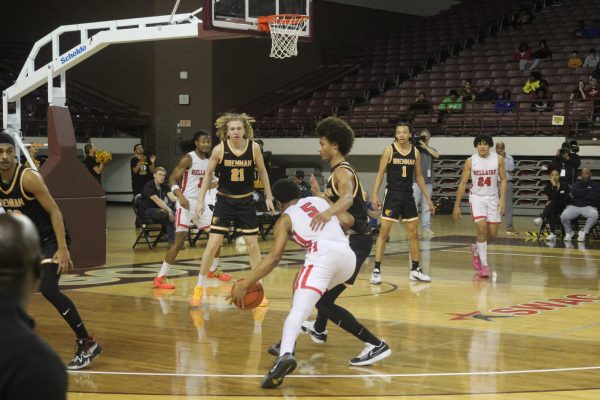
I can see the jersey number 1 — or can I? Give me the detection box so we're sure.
[477,176,492,187]
[402,166,407,177]
[231,168,245,182]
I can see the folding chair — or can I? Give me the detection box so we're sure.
[132,194,168,249]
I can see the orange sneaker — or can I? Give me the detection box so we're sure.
[153,276,175,289]
[207,268,232,282]
[190,285,204,307]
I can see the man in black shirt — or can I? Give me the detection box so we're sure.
[140,167,175,243]
[0,214,67,400]
[83,143,105,183]
[551,142,581,186]
[131,143,156,198]
[294,170,311,198]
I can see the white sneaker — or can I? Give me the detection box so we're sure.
[409,269,431,282]
[370,270,381,285]
[545,233,556,241]
[577,231,586,242]
[422,228,435,236]
[564,232,574,241]
[300,320,328,344]
[533,217,542,226]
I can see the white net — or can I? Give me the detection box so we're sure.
[267,15,309,59]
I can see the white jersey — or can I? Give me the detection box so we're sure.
[470,152,499,198]
[181,151,216,205]
[285,197,349,255]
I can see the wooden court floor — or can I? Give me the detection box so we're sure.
[27,204,600,400]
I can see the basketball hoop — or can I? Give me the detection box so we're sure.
[258,14,309,59]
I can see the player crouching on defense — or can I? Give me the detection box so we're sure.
[452,133,506,278]
[230,179,391,389]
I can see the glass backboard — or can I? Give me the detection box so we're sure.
[203,0,312,38]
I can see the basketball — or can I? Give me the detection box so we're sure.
[232,279,264,310]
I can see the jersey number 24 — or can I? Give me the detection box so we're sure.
[477,176,492,187]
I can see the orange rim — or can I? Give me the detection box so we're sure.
[258,14,309,32]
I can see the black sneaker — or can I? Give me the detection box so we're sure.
[261,353,297,389]
[67,336,102,370]
[349,340,391,366]
[268,341,296,357]
[301,320,327,344]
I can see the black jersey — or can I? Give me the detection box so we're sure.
[386,143,416,192]
[216,139,255,197]
[324,161,369,234]
[0,165,55,241]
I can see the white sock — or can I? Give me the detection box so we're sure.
[477,242,488,266]
[158,261,170,277]
[196,274,206,287]
[209,258,220,272]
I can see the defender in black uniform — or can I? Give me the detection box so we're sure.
[300,117,391,366]
[190,113,274,306]
[371,122,435,283]
[0,133,101,370]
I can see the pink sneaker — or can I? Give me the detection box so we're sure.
[479,265,490,278]
[470,244,481,271]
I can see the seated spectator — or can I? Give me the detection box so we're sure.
[406,92,432,117]
[570,80,587,102]
[530,87,554,112]
[531,39,552,70]
[567,50,583,69]
[513,42,533,70]
[460,79,476,102]
[20,143,44,169]
[475,80,499,102]
[522,71,542,94]
[591,63,600,81]
[583,18,600,39]
[512,7,533,28]
[139,167,176,244]
[533,168,571,241]
[552,142,581,186]
[538,79,553,98]
[560,168,600,242]
[437,90,463,123]
[495,90,517,113]
[583,48,599,69]
[294,170,311,198]
[575,20,586,38]
[585,77,600,120]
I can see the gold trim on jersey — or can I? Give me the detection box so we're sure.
[227,139,250,158]
[217,191,253,199]
[209,225,230,234]
[20,168,35,201]
[218,143,225,163]
[235,227,259,233]
[0,164,21,195]
[392,142,412,157]
[329,163,360,198]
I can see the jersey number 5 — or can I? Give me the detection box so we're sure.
[300,202,319,217]
[231,168,245,182]
[477,176,492,187]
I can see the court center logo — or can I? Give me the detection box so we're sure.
[449,294,600,322]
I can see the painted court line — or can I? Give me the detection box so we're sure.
[440,249,600,261]
[68,365,600,379]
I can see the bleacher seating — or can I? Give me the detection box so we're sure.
[251,0,600,139]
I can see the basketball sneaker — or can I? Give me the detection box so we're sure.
[190,286,204,307]
[564,232,574,241]
[261,353,297,389]
[479,265,490,278]
[207,268,232,282]
[153,275,175,289]
[67,336,102,370]
[545,233,556,241]
[267,341,295,357]
[349,340,391,366]
[370,269,381,285]
[301,320,327,343]
[409,268,431,282]
[470,244,482,271]
[577,230,586,242]
[422,228,435,236]
[533,217,543,226]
